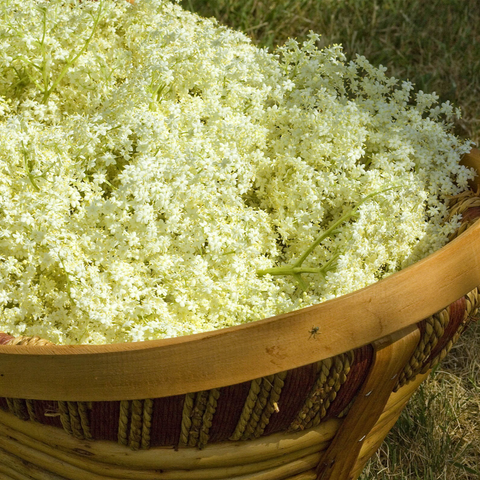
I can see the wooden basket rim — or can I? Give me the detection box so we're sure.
[0,150,479,401]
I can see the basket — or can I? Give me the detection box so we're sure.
[0,149,479,480]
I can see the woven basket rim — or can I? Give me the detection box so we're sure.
[0,149,479,401]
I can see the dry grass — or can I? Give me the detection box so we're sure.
[179,1,480,477]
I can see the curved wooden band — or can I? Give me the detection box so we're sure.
[0,150,479,402]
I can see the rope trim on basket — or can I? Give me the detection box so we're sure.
[26,399,37,422]
[58,401,93,440]
[289,352,353,432]
[199,388,220,449]
[395,288,479,391]
[4,335,54,346]
[117,399,154,450]
[229,371,287,441]
[178,389,221,448]
[141,398,154,450]
[5,398,29,421]
[447,186,480,240]
[118,400,130,446]
[395,309,449,389]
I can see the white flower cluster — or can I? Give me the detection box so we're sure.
[0,0,474,344]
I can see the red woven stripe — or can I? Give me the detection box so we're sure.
[426,296,467,363]
[263,363,319,436]
[326,345,374,419]
[90,401,120,441]
[208,381,251,443]
[462,206,480,222]
[149,395,185,447]
[0,333,14,345]
[33,400,63,429]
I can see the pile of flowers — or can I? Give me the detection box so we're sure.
[0,0,474,344]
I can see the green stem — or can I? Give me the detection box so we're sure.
[39,7,50,96]
[257,266,327,276]
[293,185,400,268]
[21,141,40,191]
[257,185,403,287]
[42,1,104,103]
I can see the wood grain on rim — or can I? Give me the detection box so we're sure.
[0,150,479,401]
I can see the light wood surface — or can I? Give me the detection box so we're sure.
[0,407,339,471]
[350,371,430,479]
[0,150,479,401]
[315,325,420,479]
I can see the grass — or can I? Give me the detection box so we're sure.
[179,1,480,477]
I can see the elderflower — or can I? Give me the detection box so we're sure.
[0,0,474,344]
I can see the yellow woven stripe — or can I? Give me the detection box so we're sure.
[229,378,261,441]
[397,287,479,391]
[187,391,209,447]
[25,399,37,422]
[4,398,14,415]
[5,398,28,421]
[466,288,480,320]
[304,358,341,429]
[66,402,84,440]
[179,393,195,446]
[77,402,93,441]
[446,189,480,241]
[289,352,352,432]
[253,371,288,439]
[306,352,353,430]
[289,359,332,432]
[423,287,480,375]
[14,399,29,421]
[396,308,448,390]
[241,375,274,440]
[128,399,144,450]
[118,400,131,446]
[57,401,73,436]
[141,399,154,450]
[198,388,220,449]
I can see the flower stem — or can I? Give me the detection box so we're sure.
[257,185,403,288]
[41,1,104,104]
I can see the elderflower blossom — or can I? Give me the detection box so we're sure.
[0,0,474,344]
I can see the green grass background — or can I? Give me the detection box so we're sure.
[179,1,480,477]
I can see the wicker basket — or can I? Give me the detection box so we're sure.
[0,149,479,480]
